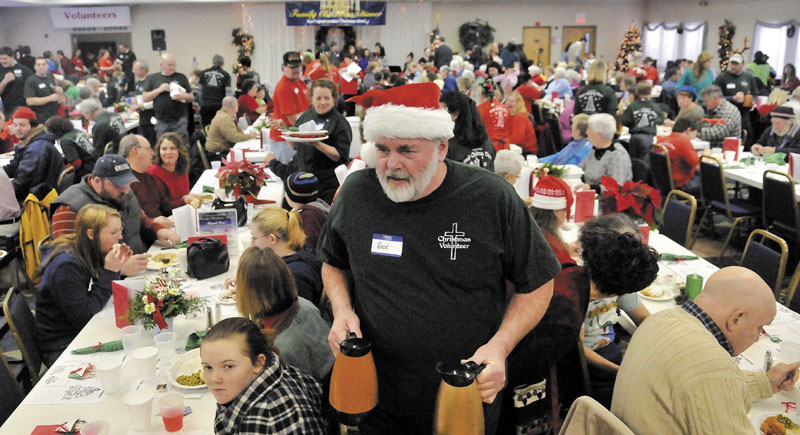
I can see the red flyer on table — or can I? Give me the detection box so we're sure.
[112,279,146,328]
[574,190,596,223]
[723,137,740,160]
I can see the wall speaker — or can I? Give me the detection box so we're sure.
[151,30,166,51]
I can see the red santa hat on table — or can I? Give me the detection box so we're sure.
[531,176,574,219]
[346,82,454,143]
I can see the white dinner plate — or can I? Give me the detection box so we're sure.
[168,348,206,390]
[751,412,800,435]
[281,135,329,143]
[216,291,236,305]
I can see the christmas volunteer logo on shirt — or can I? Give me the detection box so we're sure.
[437,223,471,260]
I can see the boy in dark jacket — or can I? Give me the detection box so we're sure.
[622,81,665,163]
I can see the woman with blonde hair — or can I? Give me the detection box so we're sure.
[676,51,715,96]
[575,59,618,116]
[505,91,537,154]
[148,132,191,203]
[35,204,133,366]
[248,206,323,305]
[234,246,333,381]
[308,53,338,84]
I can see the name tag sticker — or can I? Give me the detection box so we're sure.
[726,83,736,89]
[371,234,403,257]
[38,82,46,89]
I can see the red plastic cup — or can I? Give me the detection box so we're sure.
[159,393,184,432]
[639,224,650,245]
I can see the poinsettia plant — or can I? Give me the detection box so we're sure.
[215,156,270,199]
[600,176,663,228]
[127,275,206,331]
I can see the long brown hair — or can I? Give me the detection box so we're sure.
[203,317,281,367]
[235,247,298,332]
[153,132,189,174]
[693,51,713,81]
[41,204,120,279]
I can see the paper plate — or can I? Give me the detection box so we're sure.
[281,135,329,143]
[168,349,206,390]
[147,252,179,270]
[216,291,236,305]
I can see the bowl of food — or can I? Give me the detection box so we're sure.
[168,349,205,390]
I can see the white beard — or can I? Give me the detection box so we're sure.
[378,150,440,203]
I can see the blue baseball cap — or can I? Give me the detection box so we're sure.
[93,154,138,187]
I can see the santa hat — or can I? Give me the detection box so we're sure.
[532,176,574,219]
[347,82,454,142]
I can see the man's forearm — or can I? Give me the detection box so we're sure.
[26,95,55,106]
[322,263,352,315]
[487,280,554,357]
[142,89,162,102]
[174,92,194,102]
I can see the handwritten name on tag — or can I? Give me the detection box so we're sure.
[371,234,402,257]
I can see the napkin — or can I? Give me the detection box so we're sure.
[70,340,123,354]
[659,253,699,261]
[185,330,207,351]
[298,120,321,132]
[169,81,186,98]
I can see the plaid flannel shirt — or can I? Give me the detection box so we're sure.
[682,300,735,356]
[697,99,742,148]
[214,352,326,435]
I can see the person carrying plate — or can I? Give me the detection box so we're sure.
[268,78,351,204]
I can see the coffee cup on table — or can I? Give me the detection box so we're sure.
[95,356,123,394]
[723,150,736,165]
[131,346,158,382]
[123,389,154,432]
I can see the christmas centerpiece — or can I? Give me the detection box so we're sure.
[532,162,566,179]
[215,156,270,203]
[127,275,206,332]
[599,175,663,228]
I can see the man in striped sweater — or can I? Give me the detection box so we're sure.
[612,266,800,434]
[697,84,742,148]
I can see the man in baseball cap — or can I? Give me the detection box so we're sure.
[267,51,310,166]
[751,106,800,159]
[3,106,63,202]
[714,52,758,146]
[51,153,180,272]
[318,82,561,433]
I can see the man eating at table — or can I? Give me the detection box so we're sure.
[51,154,181,274]
[751,106,800,160]
[318,82,561,434]
[612,266,800,434]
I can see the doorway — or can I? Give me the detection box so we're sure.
[523,26,551,68]
[562,26,597,59]
[71,33,132,72]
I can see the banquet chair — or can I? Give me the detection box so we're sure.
[56,166,75,194]
[3,287,42,390]
[0,352,24,425]
[649,144,674,199]
[558,396,634,435]
[739,229,789,297]
[695,156,760,263]
[196,140,211,171]
[660,190,697,248]
[762,170,800,249]
[785,265,800,310]
[103,141,114,155]
[550,338,592,433]
[630,158,650,184]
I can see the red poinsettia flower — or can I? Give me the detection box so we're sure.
[600,176,663,226]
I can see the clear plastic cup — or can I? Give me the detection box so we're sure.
[119,325,143,356]
[81,421,110,435]
[123,389,154,431]
[130,346,158,382]
[95,356,123,394]
[154,332,177,363]
[159,393,185,432]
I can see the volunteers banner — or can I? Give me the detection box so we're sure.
[285,1,386,26]
[50,6,131,28]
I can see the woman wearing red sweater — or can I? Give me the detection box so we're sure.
[477,79,510,151]
[505,91,537,155]
[148,132,191,202]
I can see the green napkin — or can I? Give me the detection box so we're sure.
[659,253,699,262]
[723,164,745,170]
[764,153,787,165]
[202,185,215,193]
[70,340,124,354]
[185,330,207,351]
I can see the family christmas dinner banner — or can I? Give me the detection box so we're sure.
[285,1,386,26]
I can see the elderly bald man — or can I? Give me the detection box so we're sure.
[612,266,800,434]
[141,52,193,144]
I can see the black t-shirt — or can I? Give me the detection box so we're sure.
[199,66,231,106]
[575,83,619,116]
[236,70,260,91]
[92,111,125,155]
[60,129,97,179]
[117,50,136,74]
[23,74,60,123]
[293,107,351,199]
[317,160,561,426]
[134,78,155,124]
[142,72,191,122]
[714,71,758,116]
[0,62,33,117]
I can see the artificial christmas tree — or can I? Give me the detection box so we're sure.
[616,22,642,72]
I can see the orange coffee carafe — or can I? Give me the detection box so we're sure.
[329,332,378,425]
[434,361,486,435]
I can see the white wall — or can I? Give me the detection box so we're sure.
[643,0,800,67]
[0,3,242,75]
[431,0,646,65]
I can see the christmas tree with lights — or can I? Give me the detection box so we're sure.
[616,23,641,72]
[718,20,736,71]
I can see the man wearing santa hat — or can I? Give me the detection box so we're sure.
[2,107,63,202]
[318,82,561,433]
